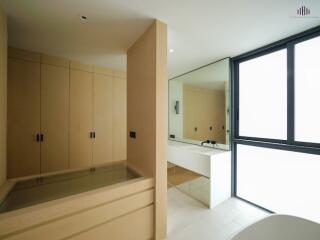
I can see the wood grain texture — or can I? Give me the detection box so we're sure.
[154,20,168,240]
[93,65,113,76]
[93,73,113,165]
[0,8,7,186]
[4,190,154,240]
[8,47,40,63]
[113,70,126,78]
[41,64,70,172]
[0,177,153,236]
[7,48,127,177]
[69,205,154,240]
[127,20,167,240]
[127,22,156,177]
[7,58,41,178]
[183,85,226,143]
[41,54,69,68]
[112,77,127,162]
[69,69,93,168]
[70,61,93,72]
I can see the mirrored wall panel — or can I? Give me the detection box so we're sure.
[169,58,230,148]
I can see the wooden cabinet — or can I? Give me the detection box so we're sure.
[7,48,127,178]
[69,69,93,168]
[7,58,41,178]
[41,64,69,173]
[112,77,126,161]
[93,73,113,165]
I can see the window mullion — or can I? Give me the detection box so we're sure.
[287,43,295,145]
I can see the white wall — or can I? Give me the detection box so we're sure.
[0,7,7,186]
[168,80,183,139]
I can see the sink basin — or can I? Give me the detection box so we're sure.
[183,145,214,153]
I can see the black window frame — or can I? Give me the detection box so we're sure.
[231,25,320,212]
[234,45,288,144]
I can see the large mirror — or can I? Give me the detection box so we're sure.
[168,58,230,148]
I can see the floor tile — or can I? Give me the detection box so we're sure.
[167,188,270,240]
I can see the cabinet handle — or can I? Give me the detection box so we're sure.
[89,132,96,139]
[40,134,44,142]
[36,133,40,142]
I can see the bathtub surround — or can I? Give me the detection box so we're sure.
[0,162,139,213]
[0,7,7,187]
[127,20,167,239]
[0,176,154,239]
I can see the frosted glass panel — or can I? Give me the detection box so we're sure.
[239,50,287,139]
[237,144,320,223]
[295,36,320,143]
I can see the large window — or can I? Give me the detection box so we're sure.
[237,145,320,223]
[239,49,287,140]
[233,28,320,223]
[295,36,320,144]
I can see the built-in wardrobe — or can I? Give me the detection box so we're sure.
[7,47,126,178]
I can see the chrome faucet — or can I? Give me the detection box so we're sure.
[201,140,216,146]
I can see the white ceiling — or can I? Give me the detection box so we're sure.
[1,0,320,78]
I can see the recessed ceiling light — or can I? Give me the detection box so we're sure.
[80,15,88,22]
[169,49,174,53]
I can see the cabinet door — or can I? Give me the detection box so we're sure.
[7,58,41,178]
[69,69,93,168]
[41,64,69,173]
[93,73,113,165]
[112,77,127,161]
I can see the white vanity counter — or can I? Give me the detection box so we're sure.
[167,140,230,177]
[167,140,231,208]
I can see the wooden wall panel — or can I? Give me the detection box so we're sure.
[93,65,113,76]
[93,73,113,165]
[41,64,69,172]
[127,20,167,240]
[70,61,93,72]
[127,24,157,177]
[183,85,226,143]
[69,69,93,168]
[0,7,7,186]
[69,205,154,240]
[7,47,127,177]
[3,189,154,240]
[41,54,69,68]
[112,77,126,162]
[154,20,168,240]
[8,47,40,63]
[7,58,41,178]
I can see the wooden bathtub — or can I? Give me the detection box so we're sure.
[0,163,154,240]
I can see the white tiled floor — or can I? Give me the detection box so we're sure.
[167,188,270,240]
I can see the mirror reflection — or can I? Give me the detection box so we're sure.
[168,58,230,148]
